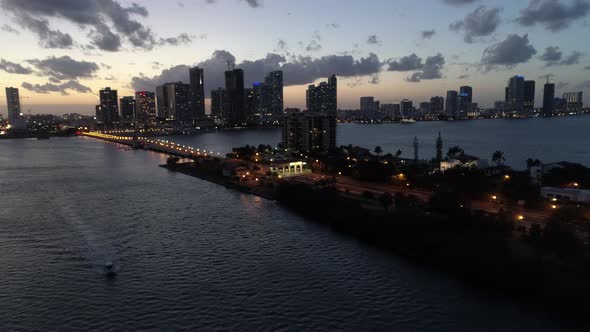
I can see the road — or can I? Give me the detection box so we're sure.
[288,173,551,227]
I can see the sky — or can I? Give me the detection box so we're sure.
[0,0,589,116]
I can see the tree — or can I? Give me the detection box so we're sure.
[374,146,383,156]
[447,146,464,159]
[379,192,393,211]
[526,158,541,171]
[492,150,505,168]
[394,149,402,159]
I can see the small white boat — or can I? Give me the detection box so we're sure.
[400,118,416,124]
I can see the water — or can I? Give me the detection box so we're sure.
[0,121,587,330]
[170,116,590,168]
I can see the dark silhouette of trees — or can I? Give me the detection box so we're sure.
[526,158,541,171]
[374,146,383,156]
[447,146,464,159]
[492,150,506,167]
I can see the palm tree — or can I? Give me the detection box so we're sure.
[394,149,402,159]
[492,150,506,168]
[374,146,383,156]
[526,158,541,171]
[447,146,464,159]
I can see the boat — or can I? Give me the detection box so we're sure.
[104,262,117,277]
[400,118,416,124]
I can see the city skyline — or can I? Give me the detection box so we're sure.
[0,0,589,115]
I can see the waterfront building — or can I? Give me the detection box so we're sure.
[445,90,458,117]
[211,88,225,121]
[189,66,206,119]
[135,91,156,125]
[119,96,135,121]
[458,86,473,118]
[5,87,21,126]
[155,84,170,119]
[419,102,432,117]
[543,80,555,116]
[400,99,414,119]
[505,76,525,116]
[283,110,337,154]
[225,68,246,125]
[360,96,381,119]
[265,70,284,117]
[98,87,119,129]
[306,75,337,114]
[244,88,257,122]
[524,80,535,115]
[380,103,400,119]
[430,96,444,114]
[563,92,584,113]
[166,82,192,127]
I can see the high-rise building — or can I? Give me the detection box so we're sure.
[253,81,272,119]
[306,75,337,114]
[380,103,399,119]
[283,110,337,154]
[563,91,584,113]
[506,76,524,115]
[400,99,413,119]
[135,91,156,125]
[166,82,191,126]
[119,96,135,121]
[99,87,119,129]
[458,86,472,118]
[430,96,444,114]
[225,68,246,125]
[265,70,283,117]
[189,66,205,119]
[542,80,555,117]
[211,88,225,120]
[419,102,432,116]
[5,87,21,124]
[524,80,535,114]
[155,84,170,119]
[244,88,257,121]
[445,90,458,117]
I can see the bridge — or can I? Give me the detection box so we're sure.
[82,132,224,159]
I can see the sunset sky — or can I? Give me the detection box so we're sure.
[0,0,589,115]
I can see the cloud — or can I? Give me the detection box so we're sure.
[555,82,569,90]
[306,40,322,51]
[274,39,287,52]
[405,53,445,82]
[585,66,590,70]
[449,6,502,43]
[421,29,436,39]
[1,24,18,34]
[157,33,193,46]
[457,74,470,79]
[367,34,381,45]
[387,54,423,71]
[26,56,99,81]
[577,80,590,89]
[206,0,261,7]
[0,59,33,74]
[481,34,537,70]
[0,0,192,51]
[517,0,590,32]
[443,0,478,5]
[131,50,384,96]
[21,80,92,95]
[540,46,582,66]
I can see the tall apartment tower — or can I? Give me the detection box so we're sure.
[189,66,205,119]
[224,68,246,125]
[445,90,458,118]
[135,91,156,125]
[99,87,119,129]
[458,86,472,118]
[306,74,337,114]
[542,77,555,117]
[5,87,21,124]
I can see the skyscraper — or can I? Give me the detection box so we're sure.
[430,96,444,114]
[120,96,135,121]
[506,76,524,115]
[225,68,246,125]
[445,90,458,117]
[211,88,225,120]
[306,75,337,114]
[543,77,555,117]
[244,88,257,121]
[5,87,21,124]
[189,66,205,119]
[155,84,170,119]
[524,80,535,114]
[265,70,283,117]
[283,110,336,154]
[458,86,472,118]
[400,99,413,119]
[99,87,119,129]
[166,82,191,127]
[135,91,156,125]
